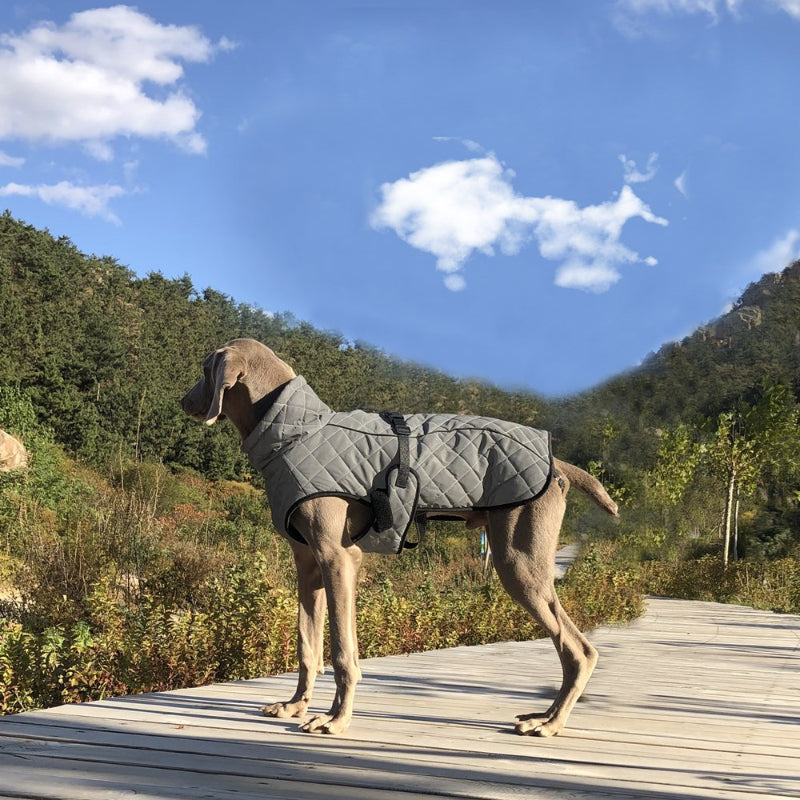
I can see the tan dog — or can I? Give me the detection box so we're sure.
[182,338,618,737]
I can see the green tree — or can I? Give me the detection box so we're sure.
[705,411,758,566]
[651,424,702,510]
[745,381,800,494]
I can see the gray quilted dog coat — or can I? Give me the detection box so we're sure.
[242,377,553,554]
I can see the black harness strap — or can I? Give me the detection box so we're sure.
[381,411,411,489]
[370,411,419,550]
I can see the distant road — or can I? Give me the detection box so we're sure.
[554,541,580,578]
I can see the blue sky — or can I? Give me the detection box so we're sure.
[2,1,800,396]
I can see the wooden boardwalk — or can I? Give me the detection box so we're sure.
[0,595,798,799]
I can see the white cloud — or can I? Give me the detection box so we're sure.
[443,274,467,291]
[0,181,126,223]
[772,0,800,17]
[619,153,658,184]
[749,229,800,274]
[371,154,667,292]
[217,36,239,52]
[0,150,24,167]
[433,136,485,154]
[0,5,224,154]
[674,170,689,197]
[123,160,139,181]
[615,0,800,24]
[83,140,114,162]
[616,0,725,18]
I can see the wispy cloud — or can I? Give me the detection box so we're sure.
[0,5,228,156]
[616,0,728,20]
[371,154,667,292]
[615,0,800,29]
[619,153,659,184]
[773,0,800,18]
[0,181,127,223]
[123,160,139,181]
[748,229,800,275]
[0,150,24,167]
[674,170,689,197]
[432,136,485,154]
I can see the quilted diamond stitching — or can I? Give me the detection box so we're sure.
[245,377,551,544]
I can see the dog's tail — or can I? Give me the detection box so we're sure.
[553,458,619,517]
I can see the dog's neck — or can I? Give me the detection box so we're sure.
[230,378,293,440]
[251,380,292,427]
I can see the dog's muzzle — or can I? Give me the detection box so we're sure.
[181,382,209,419]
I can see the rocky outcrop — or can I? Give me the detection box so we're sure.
[0,429,28,472]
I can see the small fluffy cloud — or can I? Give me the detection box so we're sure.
[619,153,658,184]
[371,154,667,292]
[749,229,800,274]
[0,5,224,155]
[0,181,127,223]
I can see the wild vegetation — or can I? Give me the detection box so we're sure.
[1,211,798,714]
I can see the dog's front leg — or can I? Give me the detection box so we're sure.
[295,498,363,735]
[261,541,325,720]
[300,542,362,735]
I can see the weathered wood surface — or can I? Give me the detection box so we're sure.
[0,595,798,799]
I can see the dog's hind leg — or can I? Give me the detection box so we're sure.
[294,497,363,735]
[261,541,325,720]
[488,484,598,738]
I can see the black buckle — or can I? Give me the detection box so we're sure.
[381,411,410,435]
[393,421,411,436]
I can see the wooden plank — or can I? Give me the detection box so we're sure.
[1,713,796,786]
[0,739,791,800]
[0,755,453,800]
[0,596,798,799]
[3,709,796,783]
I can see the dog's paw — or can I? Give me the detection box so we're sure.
[300,712,351,735]
[261,700,308,719]
[515,716,562,737]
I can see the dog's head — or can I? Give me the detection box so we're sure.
[181,338,295,432]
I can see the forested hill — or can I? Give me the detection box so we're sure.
[541,260,800,466]
[602,262,799,422]
[0,212,541,478]
[3,209,800,478]
[3,211,800,560]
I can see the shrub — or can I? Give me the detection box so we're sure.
[638,556,800,613]
[558,541,645,629]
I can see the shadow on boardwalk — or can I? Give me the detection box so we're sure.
[0,596,798,799]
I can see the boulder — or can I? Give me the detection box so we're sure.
[0,429,28,472]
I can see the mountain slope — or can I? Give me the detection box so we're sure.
[543,260,800,466]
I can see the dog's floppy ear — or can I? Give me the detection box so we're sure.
[205,347,247,425]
